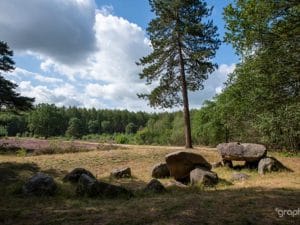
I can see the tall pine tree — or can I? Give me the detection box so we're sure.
[0,41,34,111]
[138,0,220,148]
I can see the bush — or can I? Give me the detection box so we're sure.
[115,134,130,144]
[16,148,27,157]
[0,126,8,137]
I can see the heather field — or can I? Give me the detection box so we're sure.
[0,137,126,155]
[0,138,299,225]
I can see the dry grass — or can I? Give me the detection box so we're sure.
[0,144,299,225]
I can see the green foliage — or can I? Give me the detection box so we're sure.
[101,120,111,134]
[169,113,185,146]
[135,113,185,146]
[88,120,99,134]
[66,117,83,138]
[192,101,226,146]
[16,148,27,157]
[0,125,7,137]
[115,133,131,144]
[0,113,27,136]
[0,41,34,111]
[187,0,300,150]
[28,104,65,138]
[125,123,137,134]
[24,104,151,139]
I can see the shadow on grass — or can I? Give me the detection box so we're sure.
[0,162,299,225]
[100,175,148,191]
[0,162,39,184]
[1,186,299,225]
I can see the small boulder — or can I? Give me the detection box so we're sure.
[63,168,95,183]
[258,157,287,175]
[165,151,212,182]
[190,167,218,186]
[76,174,133,198]
[22,172,57,196]
[217,142,266,162]
[76,174,99,197]
[111,167,131,179]
[152,163,170,178]
[231,173,250,182]
[144,179,166,193]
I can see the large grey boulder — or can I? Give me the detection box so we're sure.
[76,174,133,198]
[152,163,170,178]
[110,167,131,179]
[22,172,57,196]
[144,179,166,193]
[217,142,266,162]
[190,167,218,186]
[258,157,287,175]
[165,151,212,182]
[63,168,95,183]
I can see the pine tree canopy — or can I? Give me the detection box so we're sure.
[138,0,220,108]
[0,41,34,111]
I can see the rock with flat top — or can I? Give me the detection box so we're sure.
[217,142,266,162]
[165,151,211,182]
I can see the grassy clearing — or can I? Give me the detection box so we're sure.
[0,144,299,225]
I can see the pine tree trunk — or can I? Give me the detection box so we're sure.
[178,41,193,149]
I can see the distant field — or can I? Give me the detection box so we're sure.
[0,138,299,225]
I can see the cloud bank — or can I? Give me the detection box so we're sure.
[1,0,235,111]
[0,0,97,65]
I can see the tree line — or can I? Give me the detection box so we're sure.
[0,104,151,139]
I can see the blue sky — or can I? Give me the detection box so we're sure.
[95,0,238,64]
[0,0,238,111]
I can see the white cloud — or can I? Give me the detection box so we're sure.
[97,5,114,16]
[0,0,97,65]
[188,63,236,108]
[1,2,235,112]
[17,81,86,108]
[42,12,152,83]
[13,68,63,84]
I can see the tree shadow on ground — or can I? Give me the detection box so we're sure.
[0,162,299,225]
[0,162,39,184]
[1,185,299,225]
[102,175,148,190]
